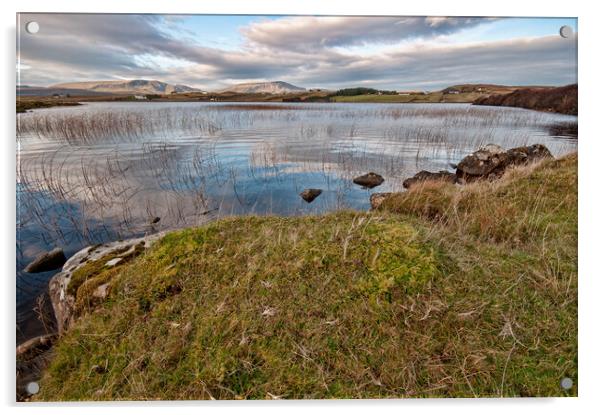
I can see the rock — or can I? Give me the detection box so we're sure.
[93,283,111,300]
[370,193,393,210]
[299,188,323,203]
[150,216,161,224]
[456,143,553,182]
[105,257,123,267]
[353,172,385,189]
[456,144,508,179]
[402,170,457,189]
[24,248,67,273]
[48,232,167,334]
[506,144,553,166]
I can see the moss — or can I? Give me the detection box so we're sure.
[35,155,577,400]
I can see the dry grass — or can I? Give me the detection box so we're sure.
[34,154,577,400]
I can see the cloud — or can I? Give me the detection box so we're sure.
[241,16,494,52]
[16,14,577,90]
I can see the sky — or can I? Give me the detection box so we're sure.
[16,14,577,91]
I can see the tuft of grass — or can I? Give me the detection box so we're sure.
[35,155,577,400]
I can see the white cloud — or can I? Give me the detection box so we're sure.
[16,14,577,90]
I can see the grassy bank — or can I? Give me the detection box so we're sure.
[36,154,577,400]
[17,100,81,113]
[331,91,483,104]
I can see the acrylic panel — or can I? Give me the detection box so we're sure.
[16,13,577,401]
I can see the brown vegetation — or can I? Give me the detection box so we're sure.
[474,84,577,115]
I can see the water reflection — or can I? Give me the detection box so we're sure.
[16,101,577,342]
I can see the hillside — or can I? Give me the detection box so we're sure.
[220,81,306,94]
[34,154,577,400]
[474,84,577,115]
[51,80,201,95]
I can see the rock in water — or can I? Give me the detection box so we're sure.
[403,170,457,189]
[353,172,385,189]
[24,248,67,273]
[300,188,322,203]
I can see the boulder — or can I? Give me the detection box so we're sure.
[506,144,553,166]
[150,216,161,224]
[370,192,393,210]
[353,172,385,189]
[48,232,167,334]
[24,248,67,273]
[299,188,323,203]
[403,170,457,189]
[455,143,553,182]
[456,144,507,180]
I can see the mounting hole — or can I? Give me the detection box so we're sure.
[560,377,573,390]
[559,25,573,39]
[25,21,39,34]
[26,381,40,395]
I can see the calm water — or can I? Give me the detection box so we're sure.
[16,101,577,343]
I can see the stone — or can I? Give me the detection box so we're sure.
[369,192,393,210]
[456,144,508,178]
[299,188,323,203]
[402,170,457,189]
[105,257,123,267]
[353,172,385,189]
[24,248,67,273]
[92,283,111,300]
[456,143,553,182]
[150,216,161,224]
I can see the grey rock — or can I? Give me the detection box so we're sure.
[48,232,167,334]
[455,143,553,182]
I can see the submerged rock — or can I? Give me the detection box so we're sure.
[353,172,384,189]
[300,188,323,203]
[402,170,457,189]
[24,248,67,273]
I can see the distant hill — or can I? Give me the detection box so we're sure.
[50,80,201,95]
[474,84,577,115]
[220,81,306,94]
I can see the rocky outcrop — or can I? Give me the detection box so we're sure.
[455,144,552,182]
[300,188,323,203]
[48,232,166,334]
[403,170,457,189]
[353,172,385,189]
[24,248,67,273]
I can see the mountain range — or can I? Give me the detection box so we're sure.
[219,81,306,94]
[50,80,201,95]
